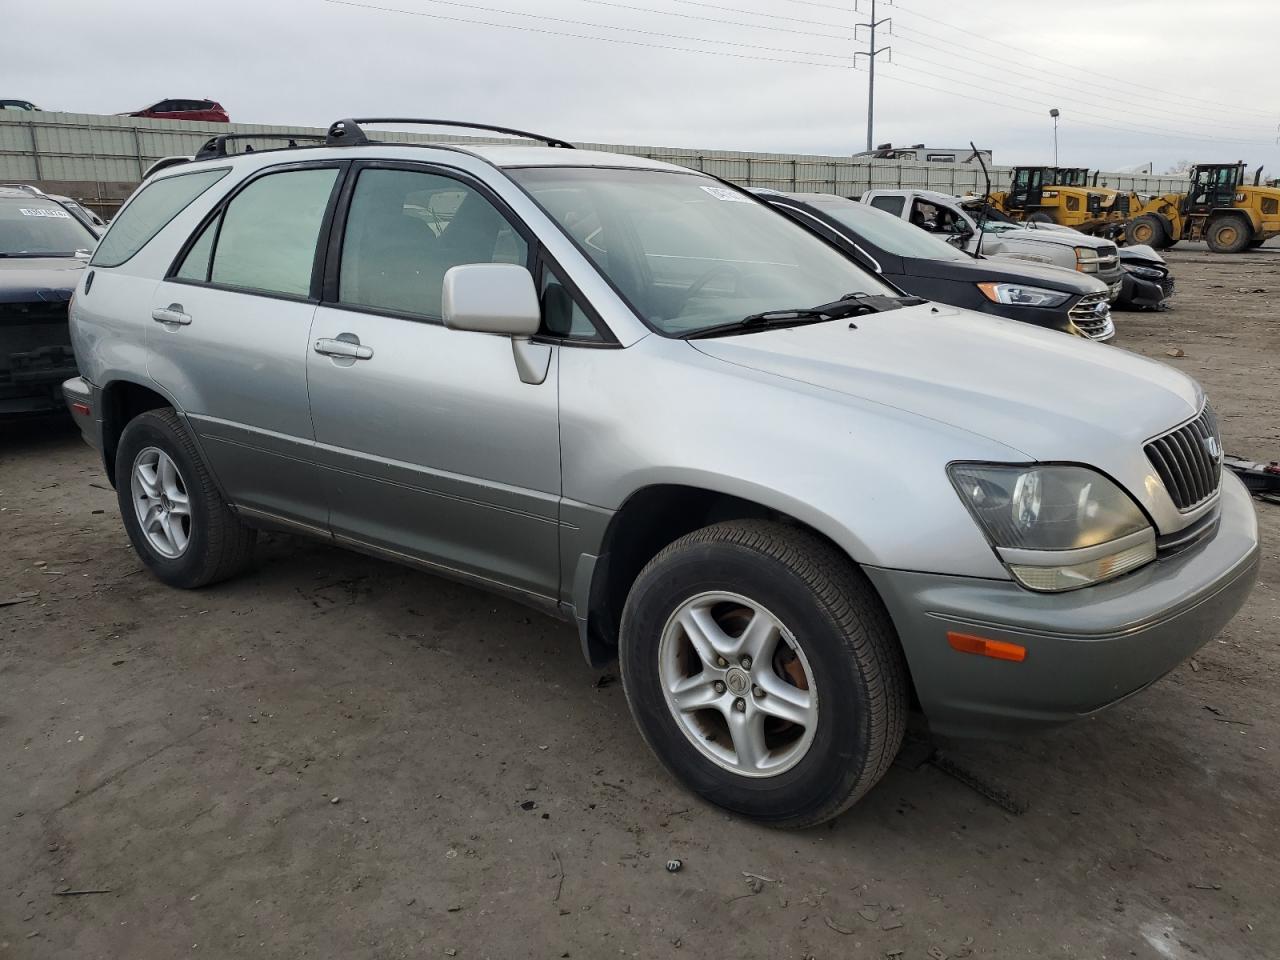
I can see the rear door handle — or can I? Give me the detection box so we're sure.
[314,337,374,360]
[152,304,191,325]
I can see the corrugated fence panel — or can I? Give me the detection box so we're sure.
[0,111,1201,204]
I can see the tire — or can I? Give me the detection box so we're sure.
[1206,216,1252,254]
[115,408,256,588]
[1126,214,1168,248]
[619,520,908,828]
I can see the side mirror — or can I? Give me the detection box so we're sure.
[442,263,541,336]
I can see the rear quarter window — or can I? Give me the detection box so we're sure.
[91,168,228,268]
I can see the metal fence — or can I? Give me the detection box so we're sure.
[0,111,1191,210]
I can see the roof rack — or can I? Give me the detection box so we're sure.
[325,118,574,150]
[0,183,46,196]
[194,133,328,162]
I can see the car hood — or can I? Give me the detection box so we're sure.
[690,303,1199,460]
[981,226,1101,249]
[0,256,87,303]
[904,253,1106,294]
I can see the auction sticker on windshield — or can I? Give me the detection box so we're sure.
[20,207,71,218]
[700,185,752,203]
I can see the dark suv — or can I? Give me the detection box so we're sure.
[1,185,96,414]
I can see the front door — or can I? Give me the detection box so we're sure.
[148,162,343,530]
[306,162,562,601]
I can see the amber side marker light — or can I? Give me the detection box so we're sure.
[947,631,1027,663]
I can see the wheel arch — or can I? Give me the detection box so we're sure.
[576,481,886,668]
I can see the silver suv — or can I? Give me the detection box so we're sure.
[63,121,1260,827]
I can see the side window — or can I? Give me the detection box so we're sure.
[174,217,217,281]
[869,195,905,217]
[91,169,228,267]
[209,167,338,297]
[338,168,528,319]
[539,265,600,341]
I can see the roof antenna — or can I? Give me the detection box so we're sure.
[969,141,991,258]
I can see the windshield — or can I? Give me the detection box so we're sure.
[808,198,968,261]
[0,197,97,257]
[509,167,894,336]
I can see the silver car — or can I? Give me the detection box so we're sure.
[62,120,1260,827]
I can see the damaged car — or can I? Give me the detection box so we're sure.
[1116,244,1173,311]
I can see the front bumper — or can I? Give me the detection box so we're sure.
[865,470,1260,739]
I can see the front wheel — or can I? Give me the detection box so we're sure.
[1206,216,1252,254]
[115,409,256,588]
[1126,214,1168,248]
[619,520,909,828]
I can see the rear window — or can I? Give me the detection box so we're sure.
[868,195,905,216]
[91,169,228,267]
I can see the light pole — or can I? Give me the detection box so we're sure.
[1049,108,1060,167]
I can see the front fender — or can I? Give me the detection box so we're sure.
[558,335,1015,581]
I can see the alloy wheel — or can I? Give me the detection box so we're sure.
[658,591,818,778]
[130,446,192,559]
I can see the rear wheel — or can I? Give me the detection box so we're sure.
[115,409,256,588]
[1126,214,1168,248]
[619,520,908,828]
[1206,216,1252,254]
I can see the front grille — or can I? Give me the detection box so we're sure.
[1145,405,1222,511]
[0,299,70,325]
[1069,292,1114,339]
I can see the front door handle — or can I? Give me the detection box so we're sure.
[152,304,191,325]
[314,337,374,360]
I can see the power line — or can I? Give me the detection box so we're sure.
[877,64,1272,145]
[322,0,1273,149]
[322,0,858,66]
[891,34,1273,135]
[888,56,1273,145]
[891,23,1273,126]
[891,1,1277,121]
[668,0,857,32]
[384,0,861,61]
[570,0,857,40]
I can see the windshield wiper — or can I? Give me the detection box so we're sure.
[681,292,925,340]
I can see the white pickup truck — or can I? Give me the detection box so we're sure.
[861,188,1124,300]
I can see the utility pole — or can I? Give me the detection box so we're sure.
[855,0,892,152]
[1049,108,1060,167]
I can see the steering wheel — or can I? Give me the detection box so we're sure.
[672,264,742,315]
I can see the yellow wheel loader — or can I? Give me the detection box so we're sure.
[990,166,1130,236]
[1125,163,1280,253]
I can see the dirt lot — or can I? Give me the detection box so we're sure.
[2,245,1278,960]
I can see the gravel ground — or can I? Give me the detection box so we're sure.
[2,245,1278,960]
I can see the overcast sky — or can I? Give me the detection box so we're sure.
[13,0,1280,172]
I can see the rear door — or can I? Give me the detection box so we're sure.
[147,161,344,531]
[306,161,563,600]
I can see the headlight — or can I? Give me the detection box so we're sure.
[949,463,1155,592]
[1074,246,1100,273]
[976,282,1071,308]
[1126,265,1164,280]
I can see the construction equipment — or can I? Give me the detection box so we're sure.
[1125,163,1280,253]
[989,166,1129,236]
